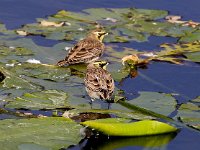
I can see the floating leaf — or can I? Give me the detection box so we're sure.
[0,66,41,90]
[154,42,200,64]
[7,63,70,82]
[0,45,33,57]
[63,107,155,121]
[126,42,200,65]
[16,8,195,42]
[176,96,200,130]
[129,92,177,116]
[180,29,200,43]
[81,118,178,136]
[0,117,82,150]
[6,90,69,110]
[184,51,200,62]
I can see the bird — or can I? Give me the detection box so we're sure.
[84,61,115,101]
[57,29,108,66]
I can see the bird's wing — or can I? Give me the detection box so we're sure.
[65,39,104,63]
[85,68,101,92]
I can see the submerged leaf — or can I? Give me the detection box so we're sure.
[81,118,178,136]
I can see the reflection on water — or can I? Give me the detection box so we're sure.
[68,132,177,150]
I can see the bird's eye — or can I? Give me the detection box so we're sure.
[106,80,110,84]
[98,34,102,39]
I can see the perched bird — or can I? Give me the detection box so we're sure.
[84,61,115,101]
[57,29,108,66]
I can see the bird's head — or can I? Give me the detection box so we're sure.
[88,61,109,70]
[88,29,108,42]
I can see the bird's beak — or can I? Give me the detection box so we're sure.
[100,32,108,36]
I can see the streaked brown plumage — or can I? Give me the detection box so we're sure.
[84,61,115,101]
[57,29,108,66]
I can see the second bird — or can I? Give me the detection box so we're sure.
[84,61,115,101]
[57,29,108,66]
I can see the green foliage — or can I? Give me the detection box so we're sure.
[81,118,178,136]
[0,6,199,150]
[176,96,200,130]
[0,117,82,150]
[6,90,69,110]
[129,92,177,116]
[15,8,196,42]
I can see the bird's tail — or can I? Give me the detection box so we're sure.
[56,60,68,66]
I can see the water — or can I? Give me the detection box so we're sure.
[0,0,200,149]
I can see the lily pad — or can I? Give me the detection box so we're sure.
[176,96,200,130]
[6,90,69,110]
[0,117,82,150]
[16,8,195,43]
[179,29,200,43]
[81,118,178,136]
[63,107,155,121]
[155,42,200,64]
[0,46,33,56]
[0,66,41,90]
[129,92,177,116]
[124,42,200,65]
[7,63,71,82]
[0,45,34,64]
[184,51,200,62]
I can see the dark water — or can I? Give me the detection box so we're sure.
[1,0,200,29]
[0,0,200,150]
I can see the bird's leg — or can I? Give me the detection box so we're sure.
[89,98,95,109]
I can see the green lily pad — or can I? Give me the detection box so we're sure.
[16,8,195,42]
[6,90,69,110]
[7,63,70,82]
[0,66,41,90]
[0,45,34,64]
[184,51,200,62]
[129,92,177,116]
[63,107,155,121]
[0,46,33,56]
[139,42,200,64]
[176,96,200,130]
[0,117,82,150]
[179,29,200,43]
[81,118,178,136]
